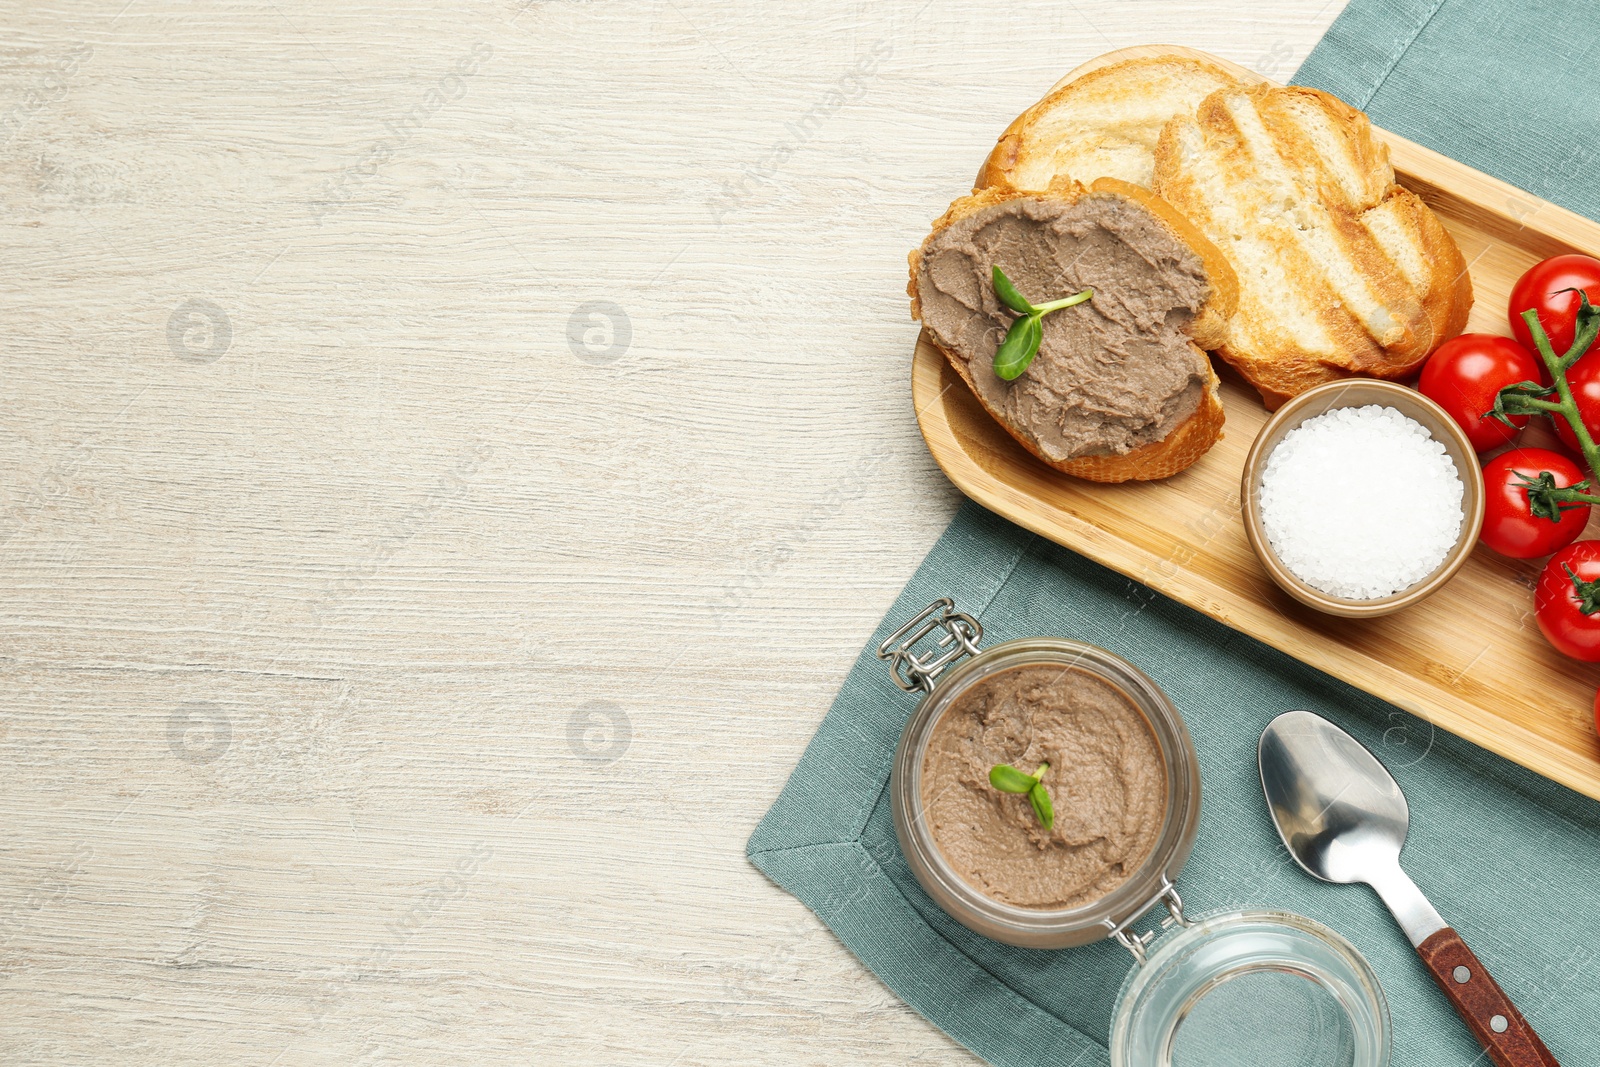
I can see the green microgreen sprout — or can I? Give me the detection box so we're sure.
[988,761,1054,831]
[991,266,1093,382]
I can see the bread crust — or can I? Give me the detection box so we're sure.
[1388,183,1473,354]
[977,55,1239,192]
[908,179,1229,482]
[926,327,1226,482]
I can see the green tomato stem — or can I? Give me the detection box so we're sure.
[1512,397,1569,414]
[1564,563,1600,616]
[1522,307,1600,479]
[1559,307,1600,374]
[1518,471,1600,521]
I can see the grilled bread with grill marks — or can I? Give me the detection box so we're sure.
[1152,83,1472,407]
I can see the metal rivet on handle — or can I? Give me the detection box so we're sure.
[1453,965,1471,984]
[1490,1015,1509,1033]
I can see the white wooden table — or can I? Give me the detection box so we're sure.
[0,3,1347,1062]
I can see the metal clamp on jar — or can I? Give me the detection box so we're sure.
[878,598,1392,1067]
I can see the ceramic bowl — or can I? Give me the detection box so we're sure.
[1240,379,1485,619]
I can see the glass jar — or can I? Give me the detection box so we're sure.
[878,599,1391,1066]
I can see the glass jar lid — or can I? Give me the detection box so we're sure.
[1109,909,1390,1067]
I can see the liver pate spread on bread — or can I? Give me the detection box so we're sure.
[914,191,1213,464]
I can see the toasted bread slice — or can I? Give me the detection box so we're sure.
[1153,83,1472,407]
[978,55,1239,192]
[908,178,1237,482]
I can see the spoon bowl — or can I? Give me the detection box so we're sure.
[1258,710,1411,885]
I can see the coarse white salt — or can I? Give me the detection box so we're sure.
[1258,404,1464,600]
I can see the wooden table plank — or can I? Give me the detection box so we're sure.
[0,4,1348,1063]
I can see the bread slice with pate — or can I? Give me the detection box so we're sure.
[909,177,1238,482]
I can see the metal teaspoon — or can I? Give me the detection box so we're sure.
[1258,710,1557,1067]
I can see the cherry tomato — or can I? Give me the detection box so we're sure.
[1479,448,1591,558]
[1417,333,1541,451]
[1509,254,1600,359]
[1549,349,1600,456]
[1535,541,1600,661]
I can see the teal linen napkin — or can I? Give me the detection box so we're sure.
[749,4,1600,1063]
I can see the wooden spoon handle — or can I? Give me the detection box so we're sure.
[1417,928,1558,1066]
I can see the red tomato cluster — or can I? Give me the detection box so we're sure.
[1416,255,1600,729]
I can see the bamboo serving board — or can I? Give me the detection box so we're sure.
[912,45,1600,800]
